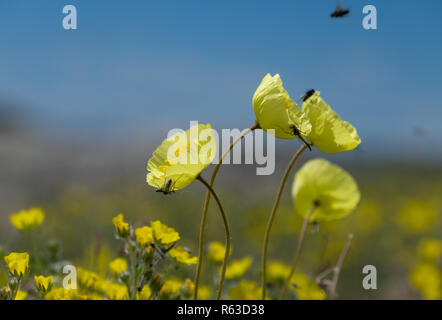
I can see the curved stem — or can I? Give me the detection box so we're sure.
[329,233,353,300]
[193,121,259,299]
[197,175,231,300]
[261,144,307,299]
[279,205,315,299]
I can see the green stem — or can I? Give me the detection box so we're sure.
[11,278,21,300]
[128,243,137,300]
[193,121,259,300]
[279,205,316,299]
[197,175,231,300]
[261,144,307,299]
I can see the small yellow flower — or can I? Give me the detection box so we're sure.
[135,226,154,246]
[151,220,180,246]
[418,239,442,262]
[168,246,198,265]
[159,277,182,297]
[397,201,438,233]
[253,73,311,140]
[294,280,326,300]
[267,261,291,284]
[44,287,79,300]
[102,282,129,300]
[302,91,360,153]
[222,257,253,280]
[208,241,231,264]
[410,263,441,300]
[229,280,266,300]
[136,285,152,300]
[292,158,360,222]
[198,285,212,300]
[112,214,130,238]
[181,278,195,297]
[10,208,45,232]
[77,268,100,289]
[109,258,128,277]
[147,123,217,193]
[4,252,30,278]
[14,290,28,300]
[34,275,53,294]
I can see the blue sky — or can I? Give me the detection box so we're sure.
[1,0,442,158]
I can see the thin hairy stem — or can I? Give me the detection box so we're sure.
[197,175,231,300]
[329,233,354,300]
[193,121,259,299]
[261,144,308,299]
[279,205,316,299]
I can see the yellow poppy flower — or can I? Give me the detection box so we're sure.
[34,275,53,294]
[396,201,438,233]
[44,287,79,300]
[229,280,267,300]
[109,258,128,277]
[418,239,442,262]
[159,277,182,297]
[151,220,180,246]
[292,159,360,222]
[146,123,217,193]
[10,208,45,232]
[136,285,152,300]
[302,91,360,153]
[168,246,198,265]
[208,241,231,264]
[14,290,28,300]
[77,268,100,289]
[135,226,154,246]
[112,214,130,238]
[102,282,129,300]
[294,280,326,300]
[266,261,291,284]
[253,73,311,140]
[4,252,30,278]
[222,257,253,280]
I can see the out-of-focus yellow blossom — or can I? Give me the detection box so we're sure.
[10,208,45,232]
[208,241,231,264]
[14,290,28,300]
[302,91,360,153]
[147,123,217,192]
[198,285,212,300]
[354,201,382,234]
[77,268,100,289]
[253,73,311,140]
[181,278,195,297]
[45,288,79,300]
[222,257,253,280]
[397,201,438,233]
[410,263,441,300]
[292,159,360,222]
[229,280,267,300]
[168,246,198,265]
[102,282,129,300]
[136,285,152,300]
[291,274,326,300]
[159,277,182,298]
[418,239,442,262]
[151,220,180,245]
[135,226,154,246]
[267,261,291,284]
[112,214,130,238]
[34,275,53,294]
[4,252,30,278]
[109,257,128,277]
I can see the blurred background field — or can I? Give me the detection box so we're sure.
[1,0,442,299]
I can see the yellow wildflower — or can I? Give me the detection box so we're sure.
[168,246,198,265]
[45,287,78,300]
[4,252,30,278]
[292,158,360,222]
[112,214,130,238]
[229,280,266,300]
[102,282,129,300]
[159,277,182,298]
[135,226,154,246]
[109,258,128,277]
[136,285,152,300]
[418,239,442,262]
[208,241,231,264]
[410,263,441,300]
[147,123,217,193]
[77,268,100,289]
[10,208,45,232]
[34,275,53,294]
[302,91,360,153]
[198,285,212,300]
[222,257,253,280]
[267,261,291,284]
[397,201,438,233]
[151,220,180,245]
[15,290,28,300]
[253,73,311,140]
